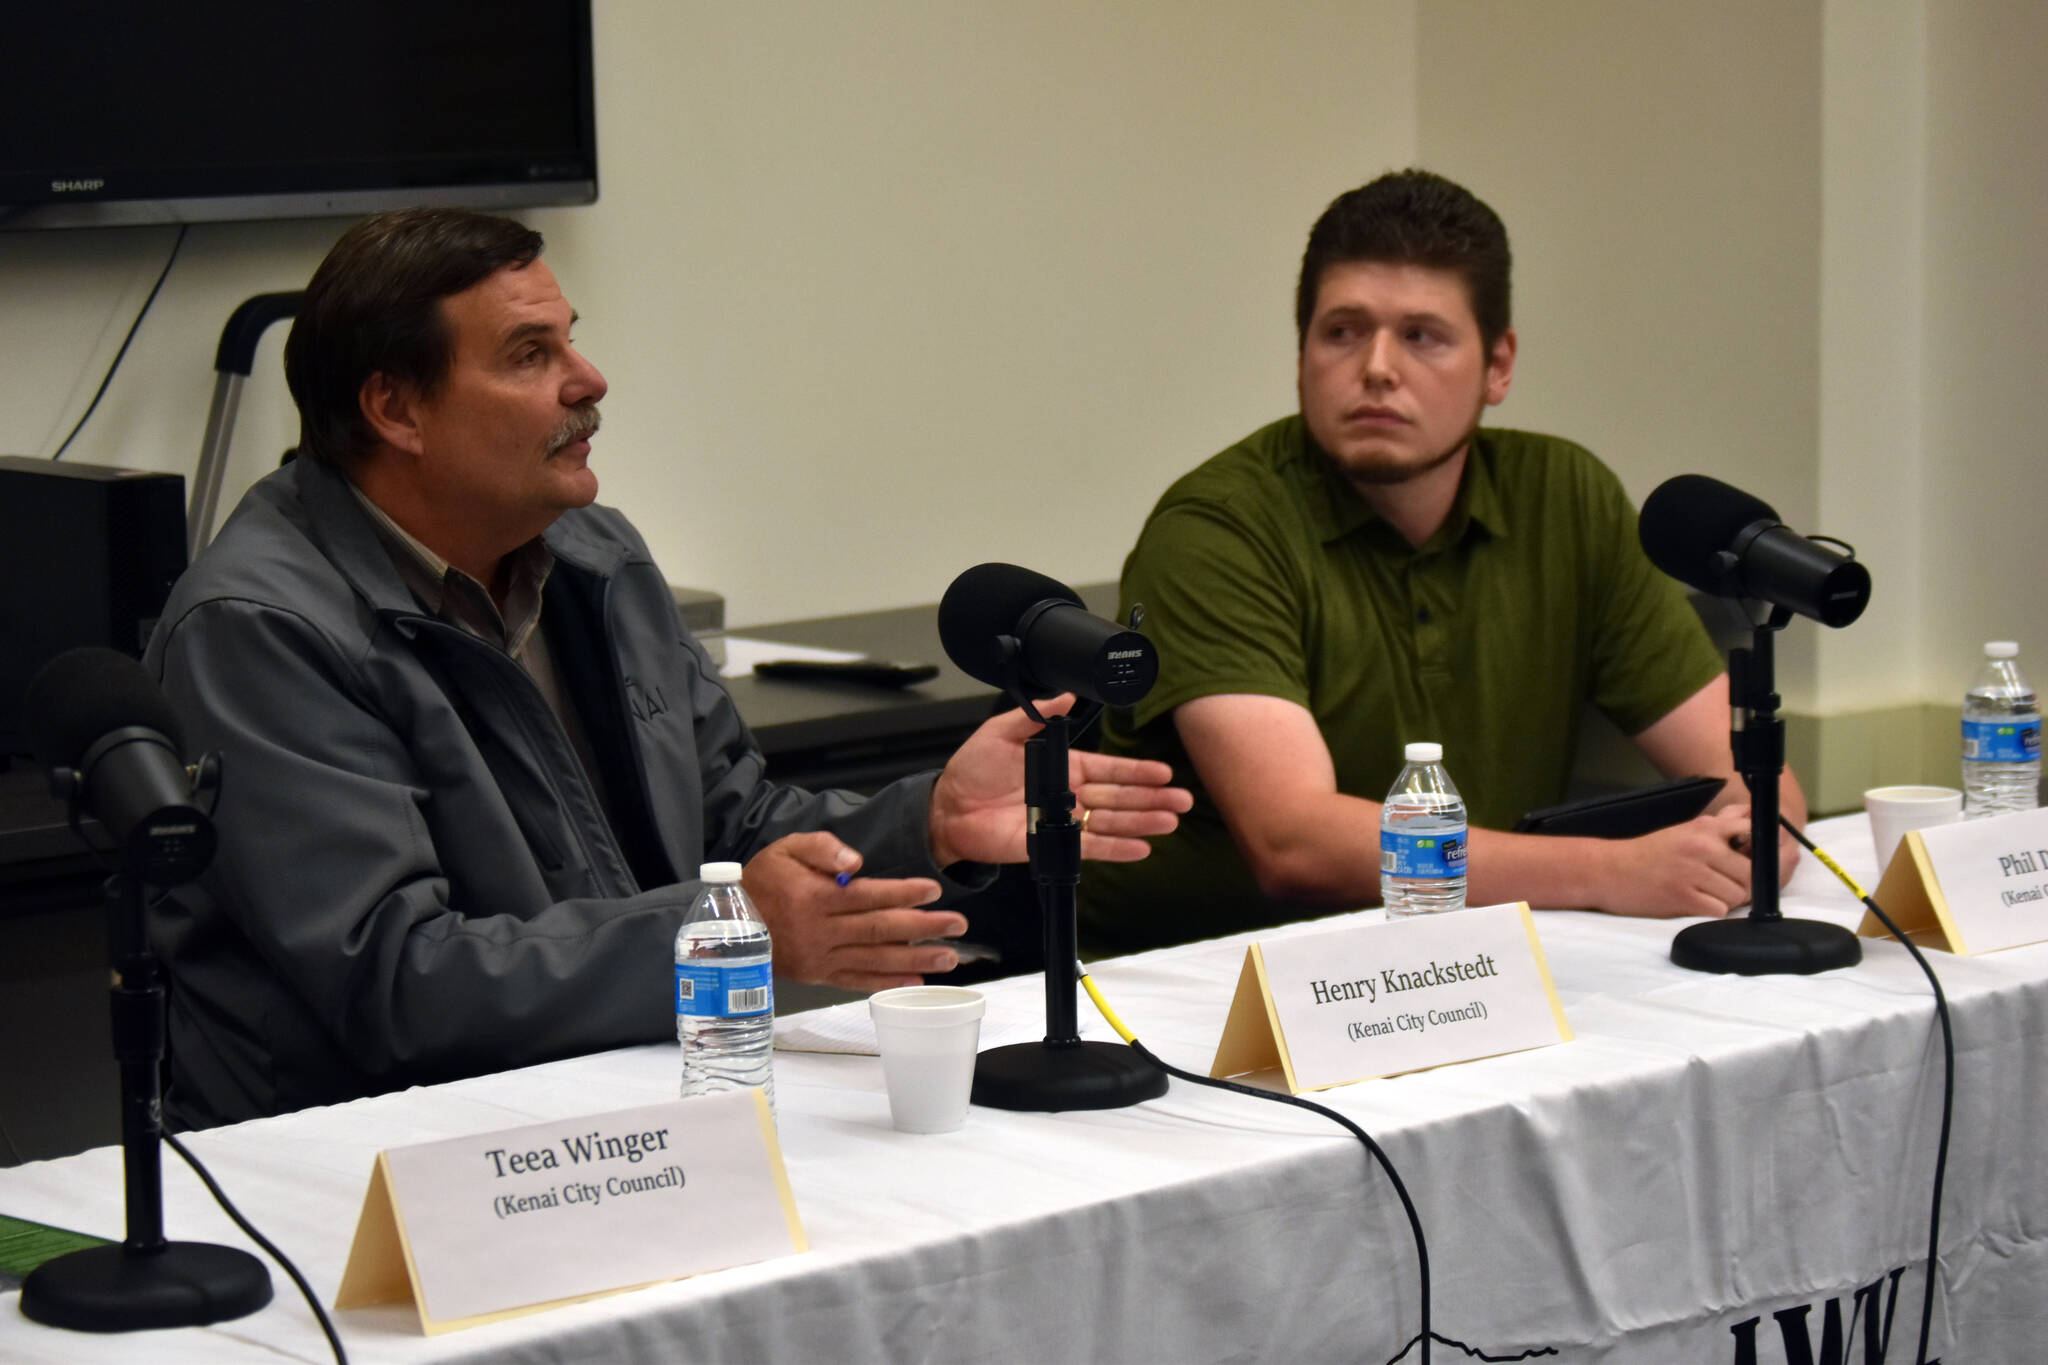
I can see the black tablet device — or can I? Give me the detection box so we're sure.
[1512,775,1726,839]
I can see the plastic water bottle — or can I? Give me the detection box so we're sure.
[1962,642,2041,818]
[675,862,776,1107]
[1380,742,1468,916]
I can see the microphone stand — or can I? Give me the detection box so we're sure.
[20,767,272,1332]
[1669,606,1862,975]
[970,645,1167,1111]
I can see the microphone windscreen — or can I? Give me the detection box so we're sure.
[1637,474,1780,593]
[23,646,184,771]
[937,563,1084,687]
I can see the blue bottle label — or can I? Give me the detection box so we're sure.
[1380,828,1467,879]
[675,960,774,1018]
[1962,718,2041,763]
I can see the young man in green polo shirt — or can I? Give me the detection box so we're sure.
[1080,169,1805,955]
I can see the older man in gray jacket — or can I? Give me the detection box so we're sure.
[145,209,1187,1127]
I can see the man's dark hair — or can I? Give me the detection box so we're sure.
[1295,169,1512,351]
[284,208,544,466]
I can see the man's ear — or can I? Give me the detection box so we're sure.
[1483,327,1517,407]
[359,372,427,457]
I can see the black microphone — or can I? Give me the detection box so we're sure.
[23,647,217,886]
[937,563,1159,707]
[1638,474,1872,628]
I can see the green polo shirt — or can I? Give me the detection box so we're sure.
[1079,416,1723,954]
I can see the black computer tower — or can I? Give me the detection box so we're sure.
[1,457,187,759]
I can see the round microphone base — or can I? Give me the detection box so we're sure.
[972,1039,1167,1112]
[20,1241,273,1333]
[1670,916,1863,976]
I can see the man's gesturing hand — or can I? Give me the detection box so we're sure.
[926,694,1192,869]
[741,833,965,990]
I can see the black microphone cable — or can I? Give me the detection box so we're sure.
[1075,963,1559,1365]
[1780,818,1953,1365]
[48,224,189,461]
[161,1130,349,1365]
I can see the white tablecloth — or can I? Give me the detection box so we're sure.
[3,814,2044,1363]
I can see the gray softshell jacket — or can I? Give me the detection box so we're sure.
[144,456,968,1127]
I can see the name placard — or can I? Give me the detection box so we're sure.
[1210,902,1572,1093]
[1861,805,2048,955]
[335,1091,805,1334]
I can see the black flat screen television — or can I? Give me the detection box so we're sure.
[0,2,596,231]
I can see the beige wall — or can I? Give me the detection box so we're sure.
[1920,0,2048,698]
[1816,0,1928,717]
[2,1,2039,745]
[1811,0,2046,743]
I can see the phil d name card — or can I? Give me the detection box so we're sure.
[1211,901,1572,1093]
[1864,805,2048,955]
[336,1091,804,1334]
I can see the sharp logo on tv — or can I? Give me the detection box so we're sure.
[50,178,107,194]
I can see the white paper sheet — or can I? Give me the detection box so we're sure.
[717,637,866,677]
[774,998,1042,1055]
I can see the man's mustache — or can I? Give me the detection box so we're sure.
[548,405,601,452]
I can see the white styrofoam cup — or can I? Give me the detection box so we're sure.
[867,985,986,1134]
